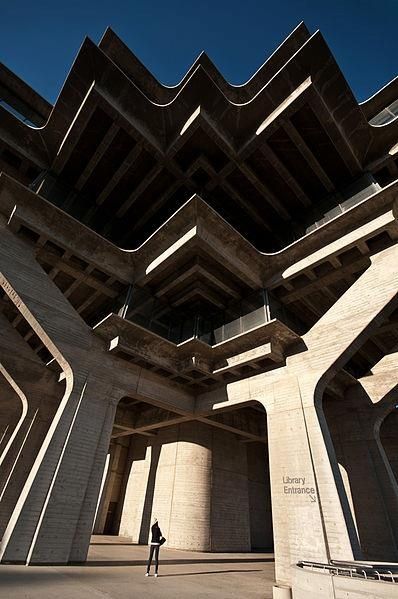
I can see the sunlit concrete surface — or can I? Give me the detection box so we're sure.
[0,536,275,599]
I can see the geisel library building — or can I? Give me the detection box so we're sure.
[0,21,398,599]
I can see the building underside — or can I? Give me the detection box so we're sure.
[0,22,398,599]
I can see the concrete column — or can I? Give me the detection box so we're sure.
[93,443,117,535]
[92,437,130,535]
[0,315,63,539]
[0,371,118,564]
[120,423,213,550]
[325,392,398,560]
[167,422,213,550]
[381,410,398,483]
[0,377,22,459]
[262,374,357,585]
[199,243,398,592]
[247,442,273,550]
[119,421,252,551]
[0,223,120,564]
[210,426,251,551]
[0,221,193,564]
[119,434,154,542]
[269,243,398,583]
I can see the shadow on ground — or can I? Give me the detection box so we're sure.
[85,558,273,567]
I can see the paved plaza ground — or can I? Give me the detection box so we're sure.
[0,536,275,598]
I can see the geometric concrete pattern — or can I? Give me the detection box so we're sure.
[1,21,398,599]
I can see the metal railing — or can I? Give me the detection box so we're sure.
[298,560,398,583]
[121,287,303,346]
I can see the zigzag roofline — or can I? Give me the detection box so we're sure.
[2,28,392,164]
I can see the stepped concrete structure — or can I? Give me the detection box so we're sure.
[0,22,398,598]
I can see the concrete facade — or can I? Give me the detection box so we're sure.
[0,22,398,598]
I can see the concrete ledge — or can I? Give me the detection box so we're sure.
[292,564,398,599]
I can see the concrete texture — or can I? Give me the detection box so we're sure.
[0,536,275,599]
[117,421,269,552]
[0,22,398,599]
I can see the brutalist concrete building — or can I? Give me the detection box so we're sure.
[0,22,397,598]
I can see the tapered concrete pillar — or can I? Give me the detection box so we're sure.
[269,246,398,584]
[325,390,398,560]
[247,443,273,550]
[381,409,398,482]
[261,374,358,585]
[0,223,121,564]
[0,204,193,564]
[0,314,63,539]
[199,244,398,592]
[0,378,22,459]
[165,422,213,551]
[92,443,117,535]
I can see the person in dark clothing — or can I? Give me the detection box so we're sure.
[146,517,164,577]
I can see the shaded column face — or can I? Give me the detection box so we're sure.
[0,371,63,540]
[324,394,398,561]
[0,313,65,541]
[93,438,131,535]
[246,442,273,550]
[0,378,23,458]
[381,409,398,483]
[168,422,213,551]
[210,426,251,552]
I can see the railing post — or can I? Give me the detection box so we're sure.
[263,288,271,322]
[118,284,133,319]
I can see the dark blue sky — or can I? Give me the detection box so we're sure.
[1,0,397,104]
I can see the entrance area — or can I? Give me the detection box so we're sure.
[94,398,273,554]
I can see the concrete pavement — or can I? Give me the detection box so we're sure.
[0,536,275,598]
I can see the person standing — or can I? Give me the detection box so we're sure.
[145,517,164,577]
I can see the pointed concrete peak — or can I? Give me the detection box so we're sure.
[294,21,311,35]
[188,192,205,204]
[98,27,124,50]
[99,26,127,51]
[99,26,115,44]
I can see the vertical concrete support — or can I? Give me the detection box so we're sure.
[93,436,130,535]
[0,378,22,459]
[93,443,117,535]
[247,443,273,549]
[381,410,398,483]
[119,434,156,542]
[210,426,251,551]
[261,374,354,585]
[201,244,398,590]
[119,421,253,551]
[325,394,398,560]
[326,349,398,560]
[0,223,122,564]
[265,246,398,582]
[167,422,213,551]
[0,314,63,539]
[120,423,213,550]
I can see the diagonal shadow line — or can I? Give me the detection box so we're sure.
[157,569,263,577]
[83,558,274,567]
[139,445,161,544]
[90,542,138,546]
